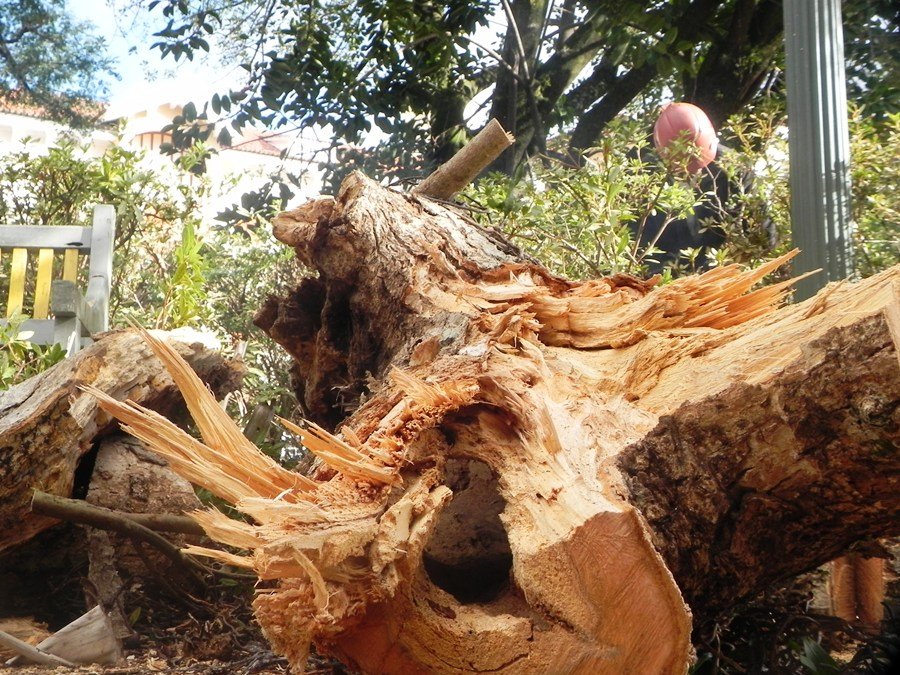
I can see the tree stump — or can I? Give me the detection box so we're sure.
[93,174,899,674]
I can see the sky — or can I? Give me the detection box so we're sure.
[68,0,242,117]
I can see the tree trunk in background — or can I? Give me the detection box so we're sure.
[83,434,209,638]
[683,0,784,128]
[226,173,900,673]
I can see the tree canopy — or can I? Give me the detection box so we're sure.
[0,0,116,125]
[144,0,897,185]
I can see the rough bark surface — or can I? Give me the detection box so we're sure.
[257,181,531,428]
[620,300,900,619]
[83,434,207,635]
[0,329,242,553]
[100,173,898,674]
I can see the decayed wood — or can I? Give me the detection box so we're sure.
[93,174,899,674]
[0,329,242,553]
[831,554,886,630]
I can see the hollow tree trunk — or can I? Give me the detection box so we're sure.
[0,329,242,554]
[98,173,898,674]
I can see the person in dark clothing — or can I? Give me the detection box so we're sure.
[634,145,776,273]
[633,103,776,274]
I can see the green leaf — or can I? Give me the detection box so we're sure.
[217,127,232,147]
[798,637,841,674]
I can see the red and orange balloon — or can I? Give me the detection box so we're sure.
[653,102,718,173]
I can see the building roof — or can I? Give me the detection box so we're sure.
[0,90,107,124]
[224,130,290,158]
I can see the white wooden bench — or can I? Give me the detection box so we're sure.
[1,205,115,355]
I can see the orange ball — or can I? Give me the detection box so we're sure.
[653,102,718,173]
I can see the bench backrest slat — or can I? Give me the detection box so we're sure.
[6,248,28,317]
[62,248,79,282]
[0,226,92,251]
[33,248,55,319]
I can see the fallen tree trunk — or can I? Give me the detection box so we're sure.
[0,329,242,553]
[94,173,898,674]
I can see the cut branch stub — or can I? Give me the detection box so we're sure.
[412,118,515,200]
[97,173,899,674]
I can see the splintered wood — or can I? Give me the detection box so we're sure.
[86,174,900,675]
[453,249,807,349]
[0,330,241,554]
[86,328,484,668]
[92,263,791,671]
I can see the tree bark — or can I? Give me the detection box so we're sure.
[0,329,242,554]
[102,173,897,674]
[486,0,549,173]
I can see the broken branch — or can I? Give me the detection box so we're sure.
[30,490,207,589]
[31,490,205,536]
[0,629,76,668]
[412,118,515,199]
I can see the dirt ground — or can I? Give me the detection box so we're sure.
[0,561,348,675]
[0,637,345,675]
[0,653,344,675]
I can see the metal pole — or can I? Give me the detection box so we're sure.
[783,0,854,300]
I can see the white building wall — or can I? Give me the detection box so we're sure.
[0,111,116,156]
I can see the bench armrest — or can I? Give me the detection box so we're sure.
[82,275,109,334]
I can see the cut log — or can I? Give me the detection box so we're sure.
[0,329,242,554]
[93,174,899,674]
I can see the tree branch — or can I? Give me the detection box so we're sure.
[414,119,515,200]
[685,0,783,125]
[568,61,659,152]
[30,490,208,590]
[568,0,725,153]
[31,490,205,536]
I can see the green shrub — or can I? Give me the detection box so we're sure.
[850,108,900,277]
[463,109,792,280]
[0,137,297,441]
[0,314,66,390]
